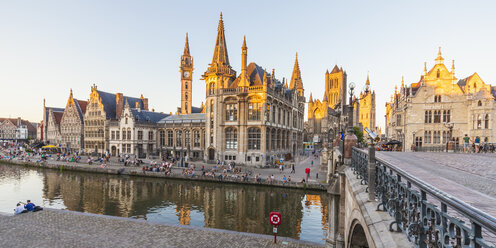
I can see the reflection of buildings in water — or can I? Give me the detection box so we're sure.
[304,194,329,231]
[38,169,323,239]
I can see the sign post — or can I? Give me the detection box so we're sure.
[269,212,281,243]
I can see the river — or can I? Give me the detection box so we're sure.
[0,164,328,244]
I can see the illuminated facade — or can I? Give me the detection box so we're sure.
[358,75,376,133]
[202,14,305,166]
[386,48,496,149]
[307,66,347,144]
[60,89,87,152]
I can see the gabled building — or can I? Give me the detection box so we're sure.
[109,101,169,157]
[0,117,37,141]
[386,48,496,150]
[41,99,64,144]
[83,84,149,154]
[60,89,87,153]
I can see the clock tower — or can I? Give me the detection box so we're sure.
[180,33,193,114]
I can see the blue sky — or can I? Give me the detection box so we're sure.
[1,0,496,130]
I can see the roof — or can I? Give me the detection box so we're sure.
[130,109,169,124]
[73,99,88,120]
[191,106,203,113]
[0,118,37,133]
[53,112,63,125]
[330,65,341,74]
[230,62,267,88]
[97,90,144,119]
[159,113,206,124]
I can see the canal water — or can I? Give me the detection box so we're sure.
[0,164,328,244]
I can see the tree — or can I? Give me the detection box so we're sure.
[353,126,364,144]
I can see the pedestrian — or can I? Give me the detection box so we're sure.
[311,160,314,166]
[291,164,295,174]
[463,134,470,153]
[475,136,481,153]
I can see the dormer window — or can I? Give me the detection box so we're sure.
[436,69,440,78]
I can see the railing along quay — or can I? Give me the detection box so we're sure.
[351,147,496,248]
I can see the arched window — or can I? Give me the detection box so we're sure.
[247,128,260,150]
[271,129,276,150]
[210,100,214,113]
[225,128,237,149]
[478,100,482,107]
[225,103,237,121]
[477,115,482,129]
[425,111,429,123]
[159,130,165,147]
[193,130,201,147]
[176,130,182,147]
[485,114,489,129]
[185,130,190,147]
[209,83,216,95]
[167,130,173,146]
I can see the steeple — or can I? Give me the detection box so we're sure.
[309,92,313,102]
[435,46,444,65]
[289,53,304,96]
[183,33,190,56]
[401,76,404,88]
[451,59,455,74]
[211,12,230,66]
[424,62,427,75]
[366,73,370,86]
[263,69,268,85]
[237,36,249,88]
[241,36,247,75]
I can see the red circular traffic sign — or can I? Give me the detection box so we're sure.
[270,212,281,226]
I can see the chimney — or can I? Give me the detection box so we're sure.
[143,98,149,111]
[135,101,141,112]
[116,93,124,118]
[17,117,21,126]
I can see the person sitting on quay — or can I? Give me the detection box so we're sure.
[14,203,27,215]
[287,176,291,182]
[282,175,287,184]
[23,200,40,212]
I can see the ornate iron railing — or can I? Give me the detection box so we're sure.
[351,147,496,248]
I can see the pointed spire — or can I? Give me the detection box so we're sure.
[322,92,328,102]
[309,92,313,102]
[241,36,247,75]
[451,59,455,71]
[401,76,404,88]
[183,33,190,56]
[435,46,444,64]
[366,73,370,85]
[289,52,303,91]
[70,88,73,96]
[263,69,268,85]
[424,62,427,75]
[211,12,230,66]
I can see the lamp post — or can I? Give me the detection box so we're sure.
[412,131,416,151]
[444,122,454,152]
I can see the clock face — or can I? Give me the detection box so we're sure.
[183,71,190,78]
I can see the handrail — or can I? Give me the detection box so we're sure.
[352,147,496,247]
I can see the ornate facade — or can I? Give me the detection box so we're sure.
[386,48,496,150]
[60,89,87,152]
[358,75,376,133]
[83,84,148,154]
[307,66,348,144]
[109,101,168,157]
[42,99,65,145]
[201,14,305,166]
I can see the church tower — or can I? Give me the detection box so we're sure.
[202,13,236,161]
[289,53,304,97]
[358,73,376,132]
[180,33,193,114]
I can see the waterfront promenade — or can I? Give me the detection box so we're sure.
[0,209,321,248]
[0,150,326,190]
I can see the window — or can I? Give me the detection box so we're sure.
[116,131,120,140]
[210,100,214,113]
[271,129,276,150]
[434,110,441,123]
[138,131,143,140]
[396,115,402,126]
[434,95,441,103]
[443,110,447,123]
[424,131,431,144]
[436,69,440,78]
[225,103,237,121]
[272,106,276,123]
[122,130,126,140]
[148,131,153,140]
[127,129,131,140]
[111,131,115,140]
[477,115,482,129]
[446,110,450,123]
[167,130,173,146]
[433,131,440,144]
[478,100,482,107]
[194,130,200,147]
[247,128,260,150]
[225,128,237,150]
[160,130,165,147]
[185,131,190,147]
[125,117,128,124]
[248,102,261,121]
[442,131,449,143]
[425,111,429,123]
[185,92,188,100]
[485,114,489,129]
[176,130,182,147]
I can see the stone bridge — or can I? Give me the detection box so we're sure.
[320,140,496,248]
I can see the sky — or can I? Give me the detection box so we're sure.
[1,0,496,131]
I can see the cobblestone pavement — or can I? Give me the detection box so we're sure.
[377,151,496,218]
[0,149,325,186]
[0,209,321,248]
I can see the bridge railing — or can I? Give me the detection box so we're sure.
[352,147,496,248]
